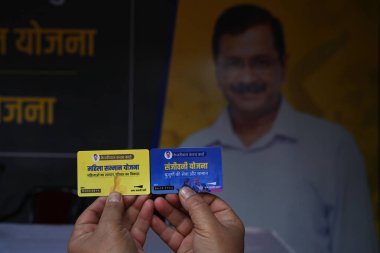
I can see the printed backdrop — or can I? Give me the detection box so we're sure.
[0,0,177,221]
[160,0,379,232]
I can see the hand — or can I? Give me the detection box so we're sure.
[151,187,245,253]
[68,192,154,253]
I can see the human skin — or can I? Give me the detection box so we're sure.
[215,24,286,145]
[151,187,245,253]
[68,193,154,253]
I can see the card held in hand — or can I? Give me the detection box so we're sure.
[150,147,223,194]
[77,149,150,197]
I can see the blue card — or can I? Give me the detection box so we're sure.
[150,147,223,194]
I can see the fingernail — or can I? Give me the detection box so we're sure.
[108,192,121,202]
[180,187,195,200]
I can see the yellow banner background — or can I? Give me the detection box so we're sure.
[160,0,378,233]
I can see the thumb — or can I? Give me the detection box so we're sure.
[98,192,124,228]
[179,187,218,230]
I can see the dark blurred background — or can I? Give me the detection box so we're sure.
[0,0,177,223]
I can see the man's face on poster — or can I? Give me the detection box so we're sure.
[215,24,285,116]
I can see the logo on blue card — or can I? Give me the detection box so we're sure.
[164,151,173,159]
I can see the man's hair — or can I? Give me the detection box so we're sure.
[212,4,286,64]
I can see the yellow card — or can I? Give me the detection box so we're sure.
[77,149,150,197]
